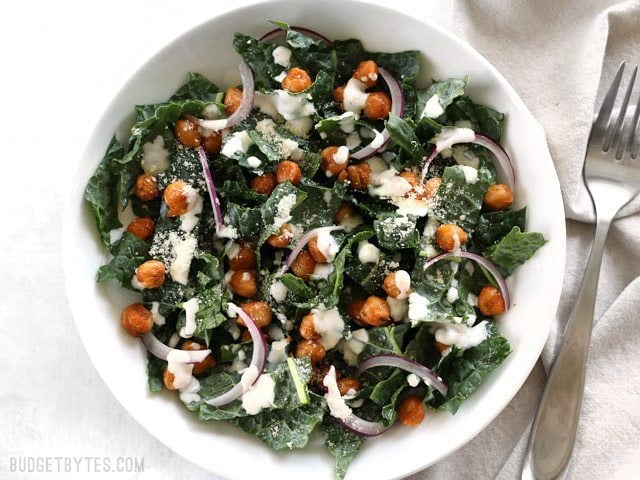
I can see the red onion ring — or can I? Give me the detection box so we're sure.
[357,354,448,396]
[420,133,516,191]
[196,147,223,231]
[259,26,332,45]
[190,61,254,131]
[204,303,268,407]
[424,251,511,309]
[280,226,344,273]
[141,332,211,364]
[351,67,405,160]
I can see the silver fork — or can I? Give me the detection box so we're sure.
[521,61,640,480]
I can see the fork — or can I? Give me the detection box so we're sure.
[521,61,640,480]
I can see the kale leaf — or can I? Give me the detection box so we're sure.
[447,96,504,141]
[96,232,150,288]
[322,416,364,480]
[484,226,546,275]
[472,207,527,252]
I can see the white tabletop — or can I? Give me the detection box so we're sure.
[0,1,451,478]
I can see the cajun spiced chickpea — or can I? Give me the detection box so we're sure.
[251,173,277,196]
[126,217,155,241]
[382,270,411,299]
[334,202,357,224]
[307,237,328,263]
[120,303,153,337]
[353,60,379,88]
[483,183,514,212]
[290,250,316,281]
[281,67,312,93]
[299,313,320,340]
[477,286,506,316]
[163,368,177,390]
[359,295,391,327]
[296,339,326,364]
[227,243,257,271]
[434,341,449,354]
[364,92,392,120]
[238,301,272,328]
[224,87,243,115]
[202,131,222,155]
[135,260,166,289]
[435,224,468,252]
[266,223,293,248]
[228,270,257,298]
[333,85,345,103]
[398,395,426,427]
[164,180,190,217]
[337,378,361,396]
[344,163,371,190]
[423,177,442,199]
[276,160,302,185]
[135,174,159,202]
[181,340,216,375]
[348,299,366,326]
[174,118,201,147]
[321,146,349,178]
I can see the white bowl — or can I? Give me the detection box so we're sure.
[63,1,566,479]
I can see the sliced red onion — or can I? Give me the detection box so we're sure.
[338,414,390,437]
[141,332,211,364]
[351,67,405,160]
[204,303,267,407]
[259,26,332,44]
[357,354,448,397]
[420,133,515,191]
[280,226,344,273]
[190,61,254,131]
[197,147,223,231]
[424,251,511,309]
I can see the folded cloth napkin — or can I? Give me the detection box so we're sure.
[411,1,640,479]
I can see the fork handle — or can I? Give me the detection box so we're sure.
[521,214,613,480]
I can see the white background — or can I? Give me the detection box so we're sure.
[0,1,454,479]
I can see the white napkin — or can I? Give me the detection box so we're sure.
[411,1,640,479]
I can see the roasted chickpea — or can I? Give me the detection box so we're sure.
[345,163,371,190]
[120,303,153,337]
[382,270,411,299]
[398,395,426,427]
[203,131,222,155]
[240,329,252,343]
[266,223,294,248]
[364,92,392,120]
[281,67,312,93]
[228,270,257,298]
[224,87,243,115]
[296,340,326,364]
[348,299,366,325]
[299,313,320,340]
[164,180,190,217]
[174,118,201,147]
[334,202,357,224]
[163,368,177,390]
[182,340,216,375]
[435,224,468,252]
[135,260,166,289]
[321,146,349,177]
[360,296,391,327]
[423,177,442,199]
[311,363,332,388]
[276,160,302,185]
[228,243,257,271]
[477,286,506,316]
[333,85,345,103]
[251,173,277,196]
[238,301,273,328]
[307,237,328,263]
[135,174,159,202]
[337,378,361,396]
[434,341,449,353]
[483,183,514,212]
[290,250,316,281]
[353,60,379,88]
[126,217,155,241]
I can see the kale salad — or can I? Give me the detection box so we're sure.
[85,21,546,479]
